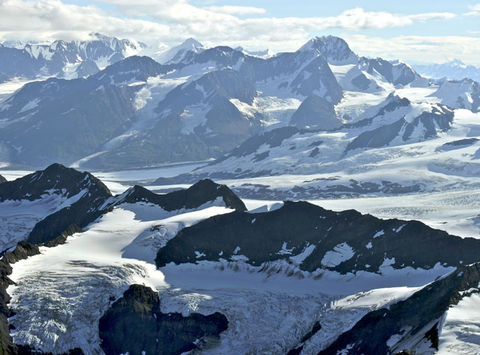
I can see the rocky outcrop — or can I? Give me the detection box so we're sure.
[0,242,40,354]
[0,175,6,184]
[120,179,247,212]
[0,163,110,202]
[156,201,480,274]
[99,284,228,355]
[290,95,341,130]
[320,263,480,354]
[12,164,112,245]
[0,164,112,247]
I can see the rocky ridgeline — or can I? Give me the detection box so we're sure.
[156,200,480,274]
[99,284,228,355]
[320,263,480,354]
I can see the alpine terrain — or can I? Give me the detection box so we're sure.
[1,8,480,354]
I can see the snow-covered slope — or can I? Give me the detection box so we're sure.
[0,163,111,252]
[156,38,205,64]
[431,78,480,112]
[5,181,460,354]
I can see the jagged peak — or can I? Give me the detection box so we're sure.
[116,179,246,212]
[298,35,357,64]
[0,163,111,202]
[179,37,204,49]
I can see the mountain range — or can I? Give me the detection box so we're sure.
[414,59,480,82]
[2,33,480,354]
[1,35,479,172]
[0,164,480,353]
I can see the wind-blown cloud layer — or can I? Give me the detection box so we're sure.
[0,0,477,64]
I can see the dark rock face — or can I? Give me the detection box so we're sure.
[346,105,454,151]
[0,77,138,167]
[93,55,169,85]
[99,284,228,355]
[0,163,112,246]
[290,95,341,130]
[156,201,480,274]
[121,179,247,212]
[359,57,420,86]
[0,242,40,354]
[320,263,480,354]
[0,163,110,202]
[0,175,6,184]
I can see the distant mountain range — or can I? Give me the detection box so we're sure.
[414,59,480,81]
[0,35,479,179]
[0,33,144,82]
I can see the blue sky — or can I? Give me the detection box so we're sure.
[2,0,480,65]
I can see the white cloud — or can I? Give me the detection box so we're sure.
[0,0,171,42]
[465,4,480,16]
[343,34,480,66]
[204,6,267,15]
[0,0,471,65]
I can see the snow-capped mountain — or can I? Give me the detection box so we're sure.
[153,93,461,198]
[2,164,479,354]
[235,46,274,59]
[431,78,480,112]
[414,59,480,82]
[156,38,205,64]
[0,34,478,177]
[0,33,144,82]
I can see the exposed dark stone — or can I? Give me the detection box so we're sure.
[319,263,480,354]
[288,321,322,354]
[346,105,454,152]
[437,138,479,151]
[0,242,40,354]
[18,164,113,245]
[351,73,371,90]
[309,147,320,158]
[120,179,246,212]
[99,284,228,355]
[16,345,85,355]
[290,95,341,130]
[156,201,480,274]
[253,151,270,162]
[0,163,110,202]
[0,175,6,184]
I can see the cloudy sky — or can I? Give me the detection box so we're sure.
[1,0,480,65]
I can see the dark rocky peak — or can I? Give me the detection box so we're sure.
[298,36,358,65]
[93,55,170,85]
[156,200,480,274]
[99,284,228,355]
[380,93,411,113]
[0,163,111,202]
[187,45,245,67]
[0,175,5,184]
[359,57,421,86]
[290,94,341,130]
[321,263,480,354]
[23,164,112,245]
[118,179,246,212]
[289,55,343,102]
[346,103,454,151]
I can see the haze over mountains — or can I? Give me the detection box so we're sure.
[0,34,479,175]
[2,32,480,355]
